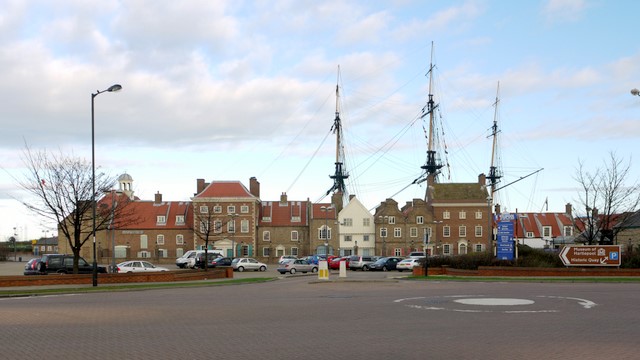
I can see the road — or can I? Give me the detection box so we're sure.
[1,267,639,360]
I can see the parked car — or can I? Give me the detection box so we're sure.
[176,250,198,268]
[23,258,44,275]
[396,258,421,272]
[369,256,403,271]
[277,259,319,274]
[186,250,224,269]
[194,252,223,269]
[407,251,426,259]
[348,255,378,271]
[116,260,169,273]
[37,254,107,275]
[278,255,298,264]
[329,256,350,270]
[231,258,267,272]
[210,257,233,268]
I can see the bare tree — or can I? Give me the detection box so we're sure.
[16,146,137,273]
[192,206,236,271]
[574,152,640,245]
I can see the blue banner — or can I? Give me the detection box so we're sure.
[496,221,514,261]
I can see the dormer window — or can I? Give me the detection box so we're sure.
[175,215,185,225]
[157,215,166,225]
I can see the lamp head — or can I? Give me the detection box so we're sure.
[107,84,122,92]
[631,88,640,96]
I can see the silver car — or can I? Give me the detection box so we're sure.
[231,258,267,272]
[277,259,319,274]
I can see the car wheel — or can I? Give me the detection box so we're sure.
[237,266,245,272]
[312,267,318,273]
[290,268,297,274]
[362,265,369,271]
[259,266,266,272]
[382,266,388,271]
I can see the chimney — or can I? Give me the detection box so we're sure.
[494,204,501,214]
[478,173,487,185]
[154,191,162,204]
[565,203,572,217]
[196,179,206,195]
[280,192,287,204]
[250,177,260,198]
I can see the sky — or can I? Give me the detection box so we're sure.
[1,0,639,241]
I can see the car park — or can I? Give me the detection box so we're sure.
[348,255,378,271]
[396,258,421,272]
[116,260,169,273]
[35,254,107,275]
[369,256,403,271]
[231,258,267,272]
[277,259,319,274]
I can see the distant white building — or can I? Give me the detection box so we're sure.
[337,195,375,256]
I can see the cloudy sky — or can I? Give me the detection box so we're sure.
[2,0,639,240]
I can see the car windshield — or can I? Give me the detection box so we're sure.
[231,258,240,264]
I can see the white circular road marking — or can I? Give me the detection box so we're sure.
[395,295,597,313]
[454,298,535,306]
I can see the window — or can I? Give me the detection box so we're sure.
[228,220,235,233]
[459,226,466,237]
[363,218,370,227]
[345,235,352,242]
[227,205,236,214]
[475,226,483,237]
[175,215,185,225]
[443,211,450,219]
[459,243,467,255]
[176,234,184,245]
[138,251,151,258]
[416,216,424,224]
[475,210,483,219]
[388,216,396,224]
[394,248,402,256]
[443,244,451,255]
[156,215,166,224]
[542,226,552,237]
[394,227,401,238]
[200,220,208,233]
[380,228,388,238]
[156,234,165,245]
[291,231,299,241]
[214,220,222,233]
[263,247,270,257]
[319,226,331,240]
[213,205,222,213]
[443,226,451,237]
[241,205,249,213]
[363,235,370,242]
[199,205,208,214]
[410,227,418,237]
[263,231,270,242]
[241,219,249,233]
[343,218,353,226]
[475,244,483,252]
[563,226,573,236]
[291,247,299,256]
[459,211,466,219]
[140,234,148,249]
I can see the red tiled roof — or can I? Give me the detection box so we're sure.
[259,200,309,226]
[194,181,256,198]
[98,193,192,230]
[512,212,573,238]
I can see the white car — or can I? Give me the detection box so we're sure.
[396,258,421,272]
[231,258,267,272]
[116,260,169,273]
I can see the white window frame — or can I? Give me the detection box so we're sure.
[475,225,483,237]
[343,218,353,226]
[416,216,424,224]
[199,205,208,214]
[542,226,552,237]
[442,244,451,255]
[410,227,418,237]
[443,225,451,237]
[213,205,222,213]
[345,235,352,242]
[475,210,483,219]
[291,231,299,241]
[176,234,184,245]
[459,225,466,237]
[241,219,249,233]
[388,216,396,224]
[176,215,185,225]
[443,211,450,219]
[156,234,165,245]
[459,211,466,219]
[363,218,370,227]
[263,231,270,242]
[241,205,249,213]
[394,228,401,238]
[156,215,166,224]
[227,205,236,214]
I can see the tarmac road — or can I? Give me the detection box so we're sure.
[1,273,639,360]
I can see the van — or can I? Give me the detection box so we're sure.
[175,250,197,268]
[348,255,378,271]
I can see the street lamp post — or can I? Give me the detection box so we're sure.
[42,229,49,255]
[91,84,122,287]
[228,213,238,258]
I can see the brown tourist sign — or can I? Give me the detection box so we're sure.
[559,245,622,267]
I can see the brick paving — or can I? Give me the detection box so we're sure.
[1,272,640,359]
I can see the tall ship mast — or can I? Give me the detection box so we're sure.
[420,42,444,196]
[487,82,502,200]
[326,67,349,200]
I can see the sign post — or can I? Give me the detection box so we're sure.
[496,213,515,261]
[559,245,622,267]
